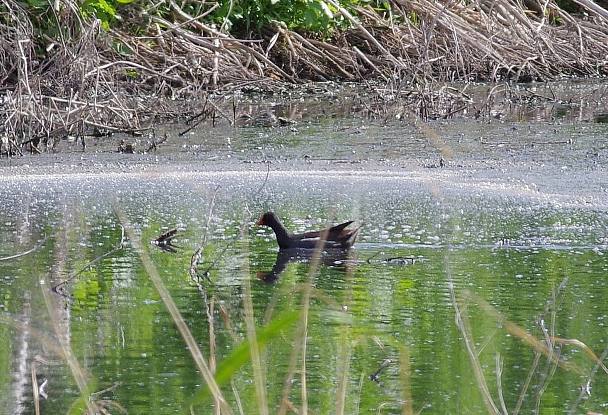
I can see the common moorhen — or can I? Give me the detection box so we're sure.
[255,212,361,250]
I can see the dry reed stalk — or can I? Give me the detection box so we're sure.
[463,290,586,374]
[452,286,501,415]
[335,337,352,415]
[208,296,217,389]
[538,277,608,374]
[3,0,608,151]
[42,205,98,414]
[458,278,608,413]
[116,207,231,413]
[573,0,608,19]
[495,353,508,415]
[276,301,310,412]
[399,347,413,415]
[31,365,40,415]
[333,249,360,415]
[550,338,608,374]
[242,246,269,415]
[276,221,338,415]
[568,342,608,413]
[227,378,245,415]
[328,0,401,67]
[150,9,295,82]
[513,349,542,415]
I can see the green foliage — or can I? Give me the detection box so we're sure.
[80,0,135,29]
[201,0,397,36]
[16,0,134,34]
[80,0,117,30]
[187,309,301,407]
[210,0,349,35]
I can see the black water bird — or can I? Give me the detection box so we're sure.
[255,212,361,250]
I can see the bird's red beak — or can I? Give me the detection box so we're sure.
[255,218,264,226]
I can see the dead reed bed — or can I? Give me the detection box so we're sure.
[1,0,607,153]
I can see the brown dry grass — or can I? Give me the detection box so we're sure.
[1,0,607,151]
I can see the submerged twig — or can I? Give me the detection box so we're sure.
[365,252,416,264]
[50,225,125,292]
[255,161,271,194]
[370,358,392,382]
[0,235,49,261]
[568,342,608,413]
[453,288,501,415]
[189,185,221,281]
[150,227,180,253]
[198,239,236,278]
[115,206,230,412]
[241,217,268,415]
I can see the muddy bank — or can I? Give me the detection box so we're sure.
[1,108,606,212]
[4,80,608,157]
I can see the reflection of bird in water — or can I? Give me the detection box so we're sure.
[255,212,361,250]
[150,228,180,253]
[257,248,357,283]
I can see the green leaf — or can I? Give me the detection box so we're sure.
[304,8,320,28]
[96,0,116,17]
[186,309,301,408]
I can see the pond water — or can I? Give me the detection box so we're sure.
[1,82,608,415]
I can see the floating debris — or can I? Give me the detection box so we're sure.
[370,359,392,382]
[150,228,180,253]
[118,140,136,154]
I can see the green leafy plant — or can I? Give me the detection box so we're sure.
[80,0,117,29]
[80,0,134,30]
[210,0,347,36]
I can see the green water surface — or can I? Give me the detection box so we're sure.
[1,91,608,415]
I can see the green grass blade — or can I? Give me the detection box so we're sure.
[187,309,300,408]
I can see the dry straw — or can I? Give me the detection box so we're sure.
[2,0,608,151]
